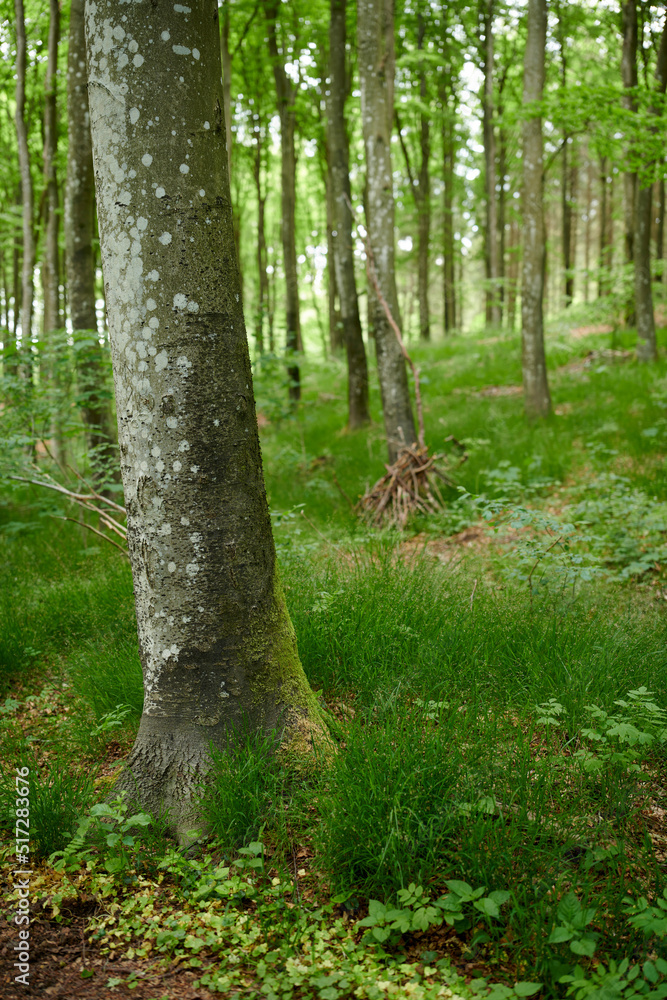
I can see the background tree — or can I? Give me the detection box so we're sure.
[521,0,551,418]
[328,0,370,428]
[357,0,416,462]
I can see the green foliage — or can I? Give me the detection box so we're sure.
[50,795,153,875]
[0,755,95,860]
[356,880,511,947]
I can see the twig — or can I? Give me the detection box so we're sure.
[52,516,129,557]
[331,470,356,511]
[528,536,563,611]
[469,578,478,612]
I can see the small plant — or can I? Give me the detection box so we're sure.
[547,892,599,959]
[90,703,134,738]
[623,889,667,941]
[50,795,152,874]
[356,879,511,947]
[559,957,667,1000]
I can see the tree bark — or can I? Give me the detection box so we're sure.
[358,0,416,461]
[66,0,118,469]
[84,0,326,841]
[265,0,302,400]
[220,0,233,180]
[598,158,611,298]
[42,0,61,341]
[635,16,667,362]
[328,0,369,428]
[14,0,35,381]
[416,10,430,342]
[482,0,501,327]
[252,129,268,354]
[442,94,456,332]
[521,0,551,419]
[621,0,638,267]
[324,159,343,354]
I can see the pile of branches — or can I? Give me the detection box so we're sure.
[355,219,464,529]
[358,442,453,530]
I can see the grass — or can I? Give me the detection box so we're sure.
[1,309,667,996]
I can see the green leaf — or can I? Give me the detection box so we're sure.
[80,969,94,979]
[643,961,659,984]
[547,926,573,944]
[513,983,542,997]
[570,937,597,957]
[474,898,501,919]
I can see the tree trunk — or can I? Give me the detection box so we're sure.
[324,161,343,354]
[507,217,519,330]
[656,177,665,274]
[84,0,326,841]
[42,0,61,341]
[252,132,268,355]
[220,0,233,180]
[416,11,430,342]
[598,158,610,298]
[482,0,501,327]
[42,0,66,464]
[635,17,667,361]
[442,98,456,332]
[584,157,592,303]
[66,0,117,470]
[521,0,551,419]
[328,0,370,428]
[358,0,416,461]
[622,0,638,267]
[265,1,302,401]
[14,0,35,382]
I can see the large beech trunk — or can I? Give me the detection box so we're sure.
[357,0,416,462]
[265,0,302,400]
[66,0,117,468]
[520,0,551,418]
[328,0,370,429]
[85,0,325,841]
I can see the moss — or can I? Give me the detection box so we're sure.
[247,567,332,771]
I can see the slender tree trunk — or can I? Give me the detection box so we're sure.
[66,0,117,470]
[85,0,326,841]
[358,0,416,460]
[598,158,610,298]
[42,0,60,340]
[635,18,667,361]
[584,157,592,303]
[14,0,35,382]
[442,99,456,332]
[252,133,268,354]
[328,0,370,428]
[324,160,343,353]
[507,218,519,330]
[656,177,665,277]
[220,0,233,180]
[42,0,66,464]
[521,0,551,418]
[265,1,302,400]
[497,105,506,322]
[482,0,500,326]
[622,0,638,268]
[417,10,430,342]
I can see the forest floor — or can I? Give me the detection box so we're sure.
[1,309,667,999]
